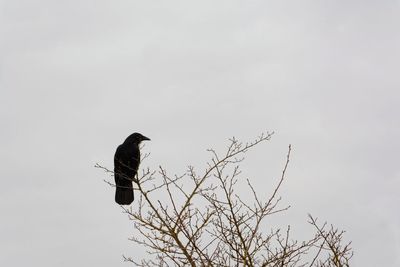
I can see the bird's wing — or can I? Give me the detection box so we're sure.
[114,144,141,182]
[114,145,130,184]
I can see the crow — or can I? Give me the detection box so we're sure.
[114,132,150,205]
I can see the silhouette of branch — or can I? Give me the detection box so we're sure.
[97,133,353,266]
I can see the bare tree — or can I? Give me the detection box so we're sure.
[96,133,353,266]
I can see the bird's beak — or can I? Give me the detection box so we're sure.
[142,135,151,141]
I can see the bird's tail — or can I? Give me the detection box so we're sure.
[115,186,134,205]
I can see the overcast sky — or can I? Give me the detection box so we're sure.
[1,1,399,266]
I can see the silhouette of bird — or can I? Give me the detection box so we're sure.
[114,132,150,205]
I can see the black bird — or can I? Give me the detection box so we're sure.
[114,132,150,205]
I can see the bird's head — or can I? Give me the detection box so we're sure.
[124,132,151,144]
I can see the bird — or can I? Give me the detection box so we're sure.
[114,132,150,205]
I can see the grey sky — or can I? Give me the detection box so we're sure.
[1,1,399,266]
